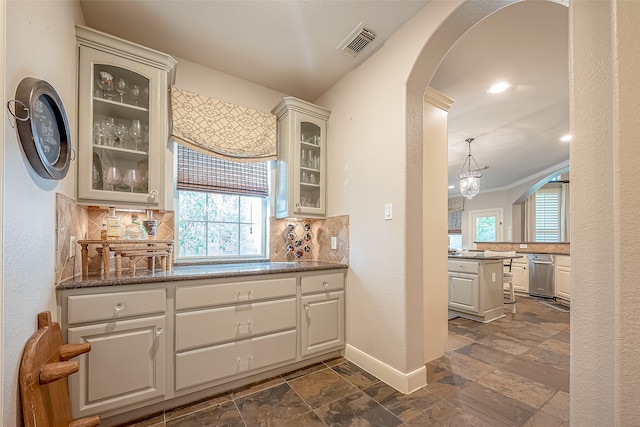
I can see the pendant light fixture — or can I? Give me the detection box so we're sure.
[459,137,483,199]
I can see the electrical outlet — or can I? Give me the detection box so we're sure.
[519,244,528,249]
[69,236,76,257]
[331,236,337,250]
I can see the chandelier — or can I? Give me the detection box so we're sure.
[459,137,483,199]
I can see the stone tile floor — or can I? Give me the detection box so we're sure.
[120,296,569,426]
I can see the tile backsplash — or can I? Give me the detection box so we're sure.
[269,215,349,264]
[55,193,174,283]
[56,193,349,283]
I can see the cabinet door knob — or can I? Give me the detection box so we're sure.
[114,303,125,312]
[323,281,329,288]
[304,303,310,310]
[155,326,164,335]
[148,189,158,200]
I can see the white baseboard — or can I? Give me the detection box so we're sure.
[344,344,426,394]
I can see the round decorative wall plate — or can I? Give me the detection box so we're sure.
[14,77,72,180]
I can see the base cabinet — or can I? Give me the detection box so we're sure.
[64,290,167,418]
[58,268,346,421]
[448,259,505,323]
[506,258,529,293]
[555,255,571,300]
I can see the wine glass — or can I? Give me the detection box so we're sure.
[129,119,142,150]
[115,78,128,103]
[123,169,139,192]
[100,118,115,146]
[130,85,140,106]
[114,123,128,148]
[96,71,114,99]
[103,166,122,191]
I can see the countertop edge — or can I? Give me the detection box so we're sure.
[56,262,348,290]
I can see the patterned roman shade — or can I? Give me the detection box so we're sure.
[170,86,277,162]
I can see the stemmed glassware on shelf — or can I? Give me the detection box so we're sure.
[123,169,139,192]
[113,123,128,148]
[129,119,142,150]
[103,167,122,191]
[115,78,128,103]
[130,85,140,106]
[97,71,114,99]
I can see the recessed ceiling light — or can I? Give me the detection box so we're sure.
[560,134,572,142]
[448,185,455,189]
[487,81,511,94]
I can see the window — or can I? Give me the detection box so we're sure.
[535,187,561,242]
[176,145,269,260]
[470,209,503,242]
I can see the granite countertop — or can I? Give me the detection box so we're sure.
[448,253,524,261]
[57,261,348,290]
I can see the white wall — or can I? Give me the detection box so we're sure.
[4,1,84,424]
[458,163,568,247]
[316,1,472,391]
[571,0,640,424]
[173,56,285,113]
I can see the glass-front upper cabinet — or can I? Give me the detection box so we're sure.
[76,26,177,208]
[272,97,331,218]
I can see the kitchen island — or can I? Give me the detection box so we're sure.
[448,253,521,323]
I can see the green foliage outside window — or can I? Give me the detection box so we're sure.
[178,190,265,258]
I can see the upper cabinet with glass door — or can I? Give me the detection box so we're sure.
[272,97,331,218]
[76,25,177,208]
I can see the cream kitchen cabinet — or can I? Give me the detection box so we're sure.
[300,272,345,357]
[76,25,177,209]
[448,258,505,323]
[174,277,298,393]
[504,256,529,293]
[58,267,346,422]
[555,255,571,301]
[62,289,167,419]
[272,97,331,218]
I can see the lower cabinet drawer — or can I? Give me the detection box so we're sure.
[175,298,296,351]
[67,289,166,325]
[301,272,345,294]
[175,330,296,391]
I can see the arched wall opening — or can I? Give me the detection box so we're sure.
[404,0,568,370]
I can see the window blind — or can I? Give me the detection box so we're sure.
[177,144,269,196]
[535,188,561,241]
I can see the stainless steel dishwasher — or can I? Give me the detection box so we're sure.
[528,254,555,298]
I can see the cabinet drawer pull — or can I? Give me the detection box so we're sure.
[236,290,253,300]
[114,303,125,312]
[155,326,164,335]
[236,354,254,363]
[236,320,253,327]
[304,303,310,311]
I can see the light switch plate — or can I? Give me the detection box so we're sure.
[519,244,528,249]
[384,203,393,220]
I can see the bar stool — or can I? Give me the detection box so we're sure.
[485,250,517,313]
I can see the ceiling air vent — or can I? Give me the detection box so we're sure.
[337,24,376,57]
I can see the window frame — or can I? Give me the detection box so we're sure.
[175,189,269,263]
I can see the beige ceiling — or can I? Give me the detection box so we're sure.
[80,0,570,195]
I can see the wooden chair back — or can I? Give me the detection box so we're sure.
[19,311,100,427]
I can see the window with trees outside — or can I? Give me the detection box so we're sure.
[176,145,269,260]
